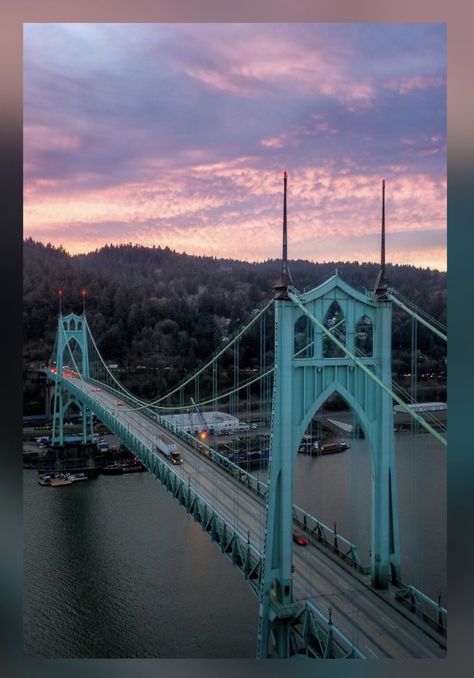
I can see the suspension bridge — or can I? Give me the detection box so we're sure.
[43,176,447,659]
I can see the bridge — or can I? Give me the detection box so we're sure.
[43,177,447,659]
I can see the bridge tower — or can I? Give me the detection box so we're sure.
[258,176,400,658]
[51,301,94,446]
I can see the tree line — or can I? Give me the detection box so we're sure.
[23,239,446,399]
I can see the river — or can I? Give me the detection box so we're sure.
[23,430,446,657]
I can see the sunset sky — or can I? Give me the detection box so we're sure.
[24,23,446,269]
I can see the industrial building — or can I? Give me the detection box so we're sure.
[161,411,246,435]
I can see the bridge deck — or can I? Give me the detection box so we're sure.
[59,374,446,659]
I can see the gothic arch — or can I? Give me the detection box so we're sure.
[62,336,83,372]
[295,380,374,466]
[51,312,93,448]
[355,315,374,357]
[263,271,400,618]
[61,393,82,417]
[322,301,346,358]
[294,313,314,358]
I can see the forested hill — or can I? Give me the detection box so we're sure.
[23,239,446,396]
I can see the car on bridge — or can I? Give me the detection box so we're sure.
[293,531,309,546]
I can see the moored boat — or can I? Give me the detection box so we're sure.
[298,439,350,455]
[65,471,88,482]
[102,462,124,475]
[229,448,269,469]
[314,441,349,455]
[50,474,73,487]
[122,463,145,473]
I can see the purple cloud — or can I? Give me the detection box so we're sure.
[23,23,446,270]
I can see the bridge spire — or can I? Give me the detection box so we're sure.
[81,288,87,315]
[282,170,288,280]
[374,179,388,299]
[58,289,63,316]
[274,171,290,300]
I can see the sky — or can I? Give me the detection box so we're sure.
[23,23,446,269]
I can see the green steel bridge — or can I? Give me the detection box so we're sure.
[44,178,447,659]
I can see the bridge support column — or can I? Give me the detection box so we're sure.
[371,299,401,588]
[49,310,93,446]
[81,403,94,444]
[51,382,64,446]
[80,314,90,377]
[259,586,301,657]
[258,296,296,658]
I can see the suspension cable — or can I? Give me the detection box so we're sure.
[84,297,274,411]
[57,285,446,438]
[389,287,446,331]
[151,297,274,404]
[294,312,445,431]
[287,290,447,447]
[308,291,445,430]
[68,289,446,437]
[388,288,447,341]
[85,321,146,406]
[85,302,443,426]
[328,324,446,433]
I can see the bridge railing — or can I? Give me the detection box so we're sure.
[395,585,447,636]
[78,375,269,499]
[61,374,266,593]
[57,375,369,658]
[48,369,269,501]
[52,372,373,572]
[292,505,369,574]
[157,416,267,499]
[290,601,366,658]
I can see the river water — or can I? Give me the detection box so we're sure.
[23,430,446,658]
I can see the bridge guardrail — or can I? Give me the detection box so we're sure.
[48,372,365,659]
[292,505,369,574]
[47,372,371,574]
[157,417,267,499]
[46,372,392,658]
[300,601,366,658]
[60,375,265,595]
[84,375,268,499]
[395,585,447,636]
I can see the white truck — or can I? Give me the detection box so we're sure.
[155,435,183,465]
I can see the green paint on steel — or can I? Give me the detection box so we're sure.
[259,273,406,657]
[51,313,92,445]
[44,272,445,659]
[48,359,364,658]
[288,290,447,446]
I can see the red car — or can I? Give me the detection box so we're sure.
[293,531,309,546]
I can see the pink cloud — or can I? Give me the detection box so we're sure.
[169,28,376,107]
[24,174,228,232]
[385,75,446,95]
[24,162,446,272]
[260,136,285,149]
[260,115,338,150]
[24,124,82,152]
[23,24,446,271]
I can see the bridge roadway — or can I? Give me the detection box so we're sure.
[64,375,446,659]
